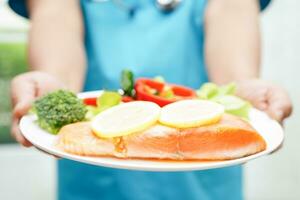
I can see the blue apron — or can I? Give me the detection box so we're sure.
[58,1,242,200]
[7,0,271,199]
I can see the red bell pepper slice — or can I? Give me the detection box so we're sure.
[122,96,134,102]
[83,97,97,106]
[83,95,134,106]
[135,78,196,107]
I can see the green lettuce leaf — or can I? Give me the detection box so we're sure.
[86,91,121,120]
[197,82,251,119]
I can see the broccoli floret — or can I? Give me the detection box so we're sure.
[33,90,87,134]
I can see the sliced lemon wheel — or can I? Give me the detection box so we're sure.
[159,100,225,128]
[91,101,161,138]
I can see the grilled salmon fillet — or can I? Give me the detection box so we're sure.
[56,114,266,160]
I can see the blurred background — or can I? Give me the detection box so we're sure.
[0,0,299,199]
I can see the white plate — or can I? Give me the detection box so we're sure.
[19,91,284,172]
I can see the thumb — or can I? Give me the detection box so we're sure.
[11,99,34,147]
[267,105,284,123]
[13,98,34,120]
[266,86,292,123]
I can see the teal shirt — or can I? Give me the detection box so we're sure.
[8,0,270,199]
[82,0,208,90]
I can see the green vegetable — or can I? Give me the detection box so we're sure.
[218,82,236,96]
[160,86,175,99]
[86,91,121,120]
[121,69,135,97]
[144,85,159,95]
[33,90,87,134]
[97,91,121,111]
[196,83,218,99]
[85,106,101,121]
[153,76,165,83]
[197,82,252,119]
[213,95,251,119]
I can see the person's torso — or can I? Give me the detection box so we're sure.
[58,1,242,200]
[82,0,207,90]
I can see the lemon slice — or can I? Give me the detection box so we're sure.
[159,100,224,128]
[92,101,161,138]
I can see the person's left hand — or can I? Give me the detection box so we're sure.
[235,79,292,123]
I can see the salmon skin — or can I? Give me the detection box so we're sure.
[56,114,266,160]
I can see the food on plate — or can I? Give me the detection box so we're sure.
[30,70,267,161]
[81,69,135,107]
[91,101,161,138]
[135,78,196,107]
[158,100,224,128]
[80,70,250,119]
[197,82,251,119]
[85,91,121,120]
[56,114,266,160]
[214,95,251,120]
[32,90,87,134]
[121,69,135,97]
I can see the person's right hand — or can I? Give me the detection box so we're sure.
[10,71,66,147]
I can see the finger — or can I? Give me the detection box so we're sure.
[10,75,36,107]
[255,101,268,111]
[10,75,37,146]
[236,82,269,111]
[11,100,34,147]
[11,118,32,147]
[266,87,292,122]
[11,98,34,147]
[267,94,290,122]
[13,99,34,120]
